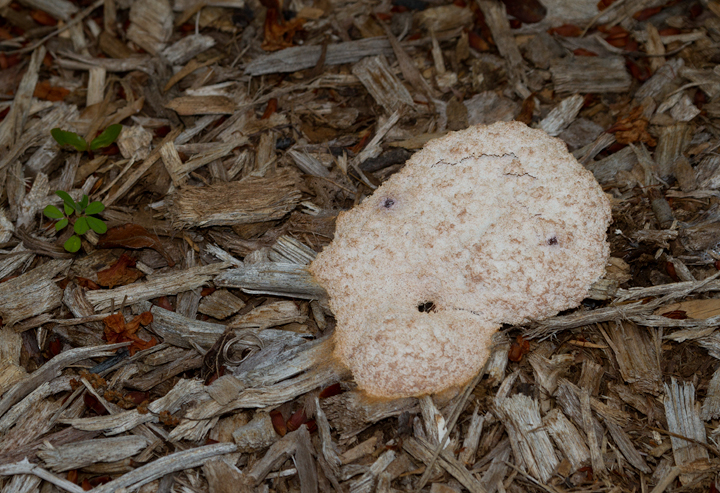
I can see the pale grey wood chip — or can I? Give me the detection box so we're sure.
[0,459,85,493]
[580,388,605,475]
[92,442,238,493]
[636,58,684,101]
[2,473,42,493]
[550,57,631,94]
[85,262,229,311]
[246,425,316,489]
[231,338,340,391]
[559,118,604,151]
[174,141,243,184]
[701,366,720,420]
[352,55,414,113]
[38,436,150,472]
[0,243,33,281]
[287,148,331,178]
[150,304,226,349]
[159,140,185,186]
[631,229,678,249]
[125,351,204,391]
[0,377,71,435]
[20,0,78,19]
[198,289,246,320]
[86,66,105,107]
[669,94,701,122]
[484,333,509,385]
[664,378,709,484]
[0,343,126,419]
[183,345,346,420]
[56,52,155,74]
[585,145,638,184]
[403,437,485,493]
[578,359,604,396]
[117,124,153,161]
[598,321,662,395]
[527,352,574,396]
[215,262,327,299]
[419,396,447,447]
[543,408,590,471]
[232,413,279,453]
[230,307,308,342]
[655,123,691,180]
[603,419,651,473]
[0,257,70,326]
[313,395,341,476]
[0,45,45,150]
[0,103,78,175]
[680,66,720,99]
[476,0,527,98]
[60,379,208,435]
[245,37,396,76]
[207,375,245,406]
[478,439,510,493]
[323,391,418,440]
[203,458,248,493]
[494,393,558,482]
[464,91,517,126]
[269,235,317,265]
[126,0,173,55]
[538,93,584,137]
[162,33,216,65]
[555,379,604,446]
[458,405,484,466]
[349,450,396,493]
[0,207,15,243]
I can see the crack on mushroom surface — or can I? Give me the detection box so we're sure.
[310,121,612,399]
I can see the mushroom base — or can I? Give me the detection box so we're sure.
[333,306,500,398]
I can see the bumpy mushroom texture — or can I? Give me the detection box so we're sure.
[310,121,612,398]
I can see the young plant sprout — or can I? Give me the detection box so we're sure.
[50,124,123,153]
[44,191,107,253]
[310,122,612,399]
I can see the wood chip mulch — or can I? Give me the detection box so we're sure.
[1,0,720,491]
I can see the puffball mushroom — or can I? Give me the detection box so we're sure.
[310,121,612,399]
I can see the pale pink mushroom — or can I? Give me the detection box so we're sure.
[310,121,611,398]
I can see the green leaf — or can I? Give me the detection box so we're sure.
[64,235,81,253]
[85,201,105,215]
[55,218,69,231]
[43,205,64,219]
[55,191,77,212]
[89,124,122,150]
[64,203,74,216]
[78,194,89,212]
[51,128,88,152]
[74,217,90,235]
[86,216,107,234]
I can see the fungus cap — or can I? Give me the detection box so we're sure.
[310,121,612,398]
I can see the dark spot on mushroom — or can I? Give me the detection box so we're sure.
[418,301,436,313]
[547,236,558,245]
[382,198,395,209]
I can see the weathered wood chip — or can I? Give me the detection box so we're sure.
[198,289,246,319]
[166,169,302,228]
[38,436,150,472]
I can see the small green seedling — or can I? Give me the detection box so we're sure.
[51,124,122,153]
[44,191,107,253]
